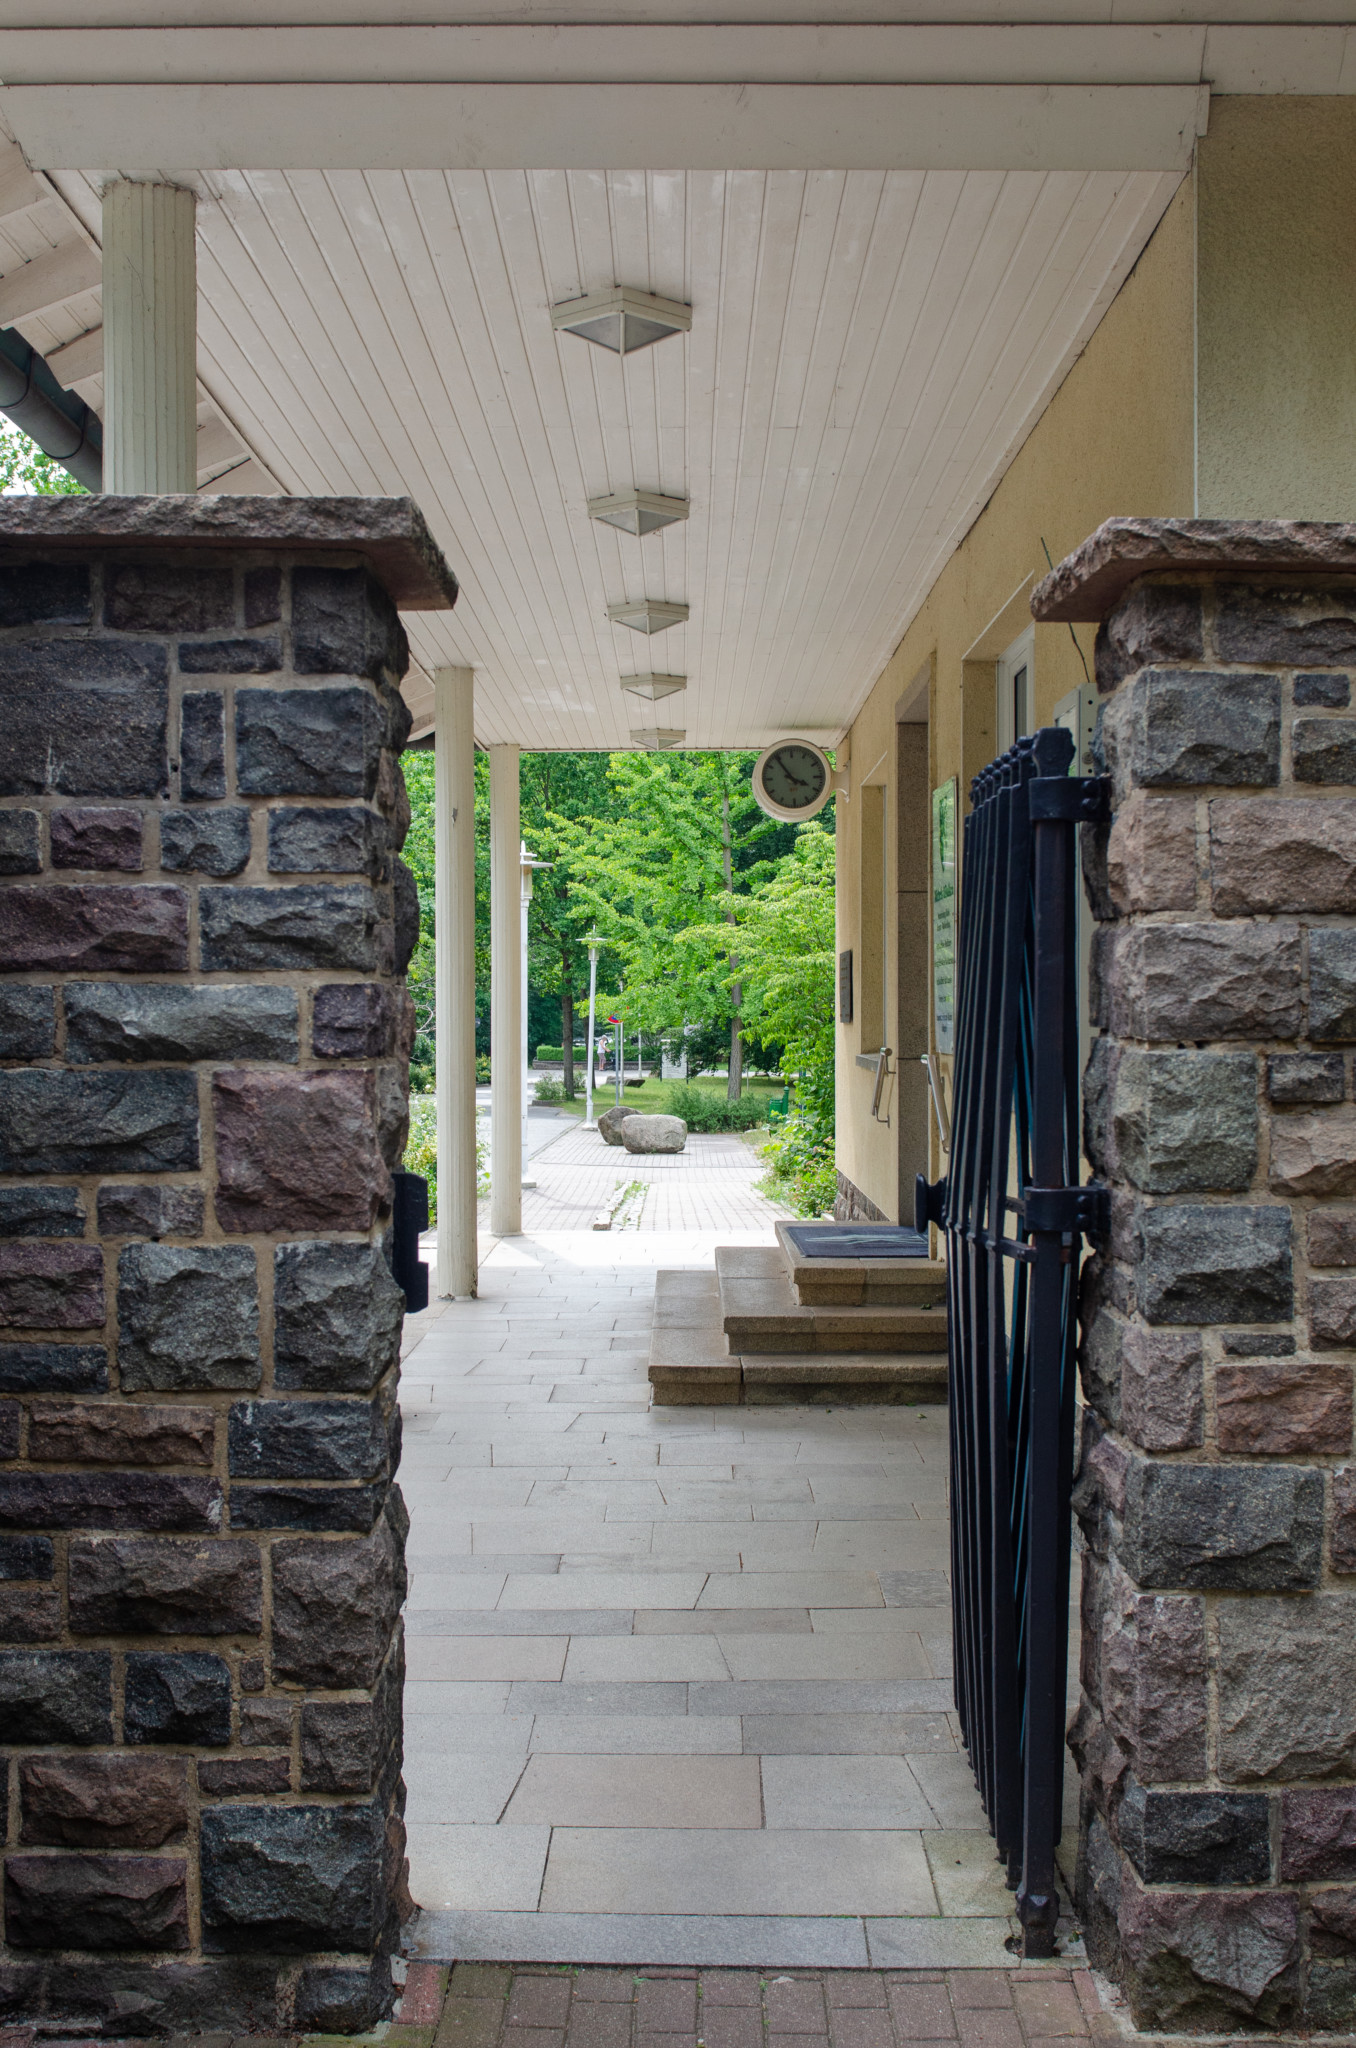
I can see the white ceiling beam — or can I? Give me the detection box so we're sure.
[0,235,101,325]
[45,322,102,386]
[0,81,1209,173]
[0,141,46,218]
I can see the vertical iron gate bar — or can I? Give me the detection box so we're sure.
[919,725,1107,1962]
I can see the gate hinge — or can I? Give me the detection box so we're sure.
[1021,1181,1110,1241]
[914,1172,948,1233]
[391,1169,431,1313]
[1028,774,1111,825]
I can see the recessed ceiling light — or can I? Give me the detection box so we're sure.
[620,673,686,703]
[631,727,686,749]
[589,490,689,537]
[552,287,691,355]
[608,599,689,636]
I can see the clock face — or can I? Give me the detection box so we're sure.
[760,743,829,812]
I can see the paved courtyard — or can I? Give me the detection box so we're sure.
[494,1110,793,1233]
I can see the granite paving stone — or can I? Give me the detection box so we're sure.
[501,1753,761,1829]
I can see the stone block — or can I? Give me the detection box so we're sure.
[1221,1329,1297,1356]
[117,1243,260,1393]
[198,881,381,972]
[271,1521,404,1688]
[180,690,226,800]
[272,1241,404,1391]
[0,1585,60,1641]
[291,565,403,682]
[1122,1459,1323,1590]
[1119,1784,1271,1886]
[179,635,282,674]
[300,1699,380,1792]
[0,808,40,873]
[228,1398,386,1479]
[106,560,234,633]
[0,1535,54,1579]
[50,806,143,871]
[312,982,400,1059]
[213,1069,389,1233]
[19,1752,188,1848]
[0,987,54,1059]
[1120,1325,1202,1451]
[1211,797,1356,913]
[27,1401,214,1467]
[200,1800,384,1953]
[0,639,168,797]
[1310,1275,1356,1349]
[0,1187,85,1239]
[1119,1880,1300,2032]
[1334,1468,1356,1572]
[240,1697,293,1747]
[1094,582,1204,693]
[1097,922,1302,1043]
[67,981,297,1064]
[1218,1595,1356,1779]
[374,1060,410,1168]
[1281,1788,1356,1880]
[124,1650,231,1746]
[1137,1203,1293,1325]
[1270,1109,1356,1195]
[267,803,386,876]
[198,1755,290,1795]
[159,806,252,877]
[1296,671,1352,707]
[1102,668,1280,791]
[1269,1053,1345,1104]
[0,1648,112,1744]
[1217,581,1356,667]
[0,883,188,973]
[1110,1050,1256,1193]
[1215,1358,1352,1454]
[11,1953,286,2036]
[0,1472,221,1532]
[245,565,282,625]
[393,857,419,972]
[0,560,90,627]
[1309,1210,1356,1266]
[96,1184,205,1240]
[228,1483,386,1532]
[1293,717,1356,784]
[1104,792,1197,913]
[235,686,382,798]
[0,1242,104,1329]
[68,1536,260,1634]
[0,1343,107,1393]
[4,1852,190,1952]
[1310,930,1356,1041]
[295,1958,393,2035]
[0,1396,16,1456]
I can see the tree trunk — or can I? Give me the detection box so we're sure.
[562,967,574,1097]
[721,792,743,1102]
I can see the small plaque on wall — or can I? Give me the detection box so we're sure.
[931,779,957,1055]
[838,949,854,1024]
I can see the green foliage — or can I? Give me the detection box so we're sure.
[660,1082,764,1133]
[760,1106,838,1218]
[476,1054,491,1084]
[0,418,87,497]
[730,820,836,1086]
[532,1076,570,1105]
[400,751,436,1080]
[403,1094,489,1222]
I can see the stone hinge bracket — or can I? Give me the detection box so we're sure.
[1028,774,1111,824]
[1020,1181,1110,1242]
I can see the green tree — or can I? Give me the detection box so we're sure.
[520,752,622,1096]
[0,418,87,496]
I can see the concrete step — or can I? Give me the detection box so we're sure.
[716,1245,948,1355]
[649,1267,949,1407]
[774,1218,947,1307]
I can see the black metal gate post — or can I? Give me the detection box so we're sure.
[917,727,1107,1960]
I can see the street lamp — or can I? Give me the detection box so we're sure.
[583,929,602,1131]
[520,840,551,1184]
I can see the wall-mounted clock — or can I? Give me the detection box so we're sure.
[752,739,838,821]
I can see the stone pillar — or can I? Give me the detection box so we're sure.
[102,182,197,496]
[0,495,457,2034]
[488,744,521,1237]
[1032,519,1356,2035]
[433,666,476,1298]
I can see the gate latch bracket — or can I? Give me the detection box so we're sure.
[915,1172,948,1233]
[1028,774,1111,824]
[1021,1181,1110,1241]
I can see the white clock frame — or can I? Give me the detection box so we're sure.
[751,738,844,822]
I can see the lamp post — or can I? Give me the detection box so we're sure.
[583,930,601,1131]
[519,840,552,1185]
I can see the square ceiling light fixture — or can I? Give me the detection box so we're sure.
[631,727,686,749]
[621,673,686,703]
[608,598,689,635]
[589,490,689,537]
[552,287,691,355]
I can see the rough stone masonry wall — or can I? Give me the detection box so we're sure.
[0,545,420,2035]
[1070,562,1356,2032]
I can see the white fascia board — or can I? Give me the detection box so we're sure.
[2,81,1209,173]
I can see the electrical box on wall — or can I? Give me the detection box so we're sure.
[838,949,854,1024]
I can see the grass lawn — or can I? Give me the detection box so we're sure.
[538,1073,786,1115]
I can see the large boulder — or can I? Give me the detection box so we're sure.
[621,1114,687,1155]
[597,1104,638,1146]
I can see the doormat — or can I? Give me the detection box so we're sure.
[784,1223,930,1259]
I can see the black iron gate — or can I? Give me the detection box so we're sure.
[916,726,1108,1958]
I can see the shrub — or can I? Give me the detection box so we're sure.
[660,1082,763,1133]
[475,1053,491,1084]
[403,1094,490,1219]
[533,1076,567,1105]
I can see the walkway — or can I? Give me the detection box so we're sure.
[516,1120,790,1233]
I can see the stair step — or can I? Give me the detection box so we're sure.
[774,1219,947,1306]
[716,1245,948,1354]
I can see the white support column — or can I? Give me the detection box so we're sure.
[434,667,477,1298]
[489,744,522,1237]
[102,179,197,494]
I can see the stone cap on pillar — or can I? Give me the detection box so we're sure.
[1031,516,1356,624]
[0,493,459,610]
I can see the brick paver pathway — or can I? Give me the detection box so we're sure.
[513,1121,793,1233]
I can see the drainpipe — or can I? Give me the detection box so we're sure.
[0,328,102,491]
